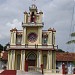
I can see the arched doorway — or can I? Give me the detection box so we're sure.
[26,52,36,66]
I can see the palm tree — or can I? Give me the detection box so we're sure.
[67,32,75,44]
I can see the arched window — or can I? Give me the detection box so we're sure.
[26,52,36,66]
[42,35,48,45]
[27,52,36,60]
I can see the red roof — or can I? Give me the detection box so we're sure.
[0,51,75,61]
[56,52,75,61]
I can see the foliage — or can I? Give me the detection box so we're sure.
[67,40,75,44]
[0,43,9,52]
[0,44,3,50]
[0,44,3,52]
[71,32,75,37]
[58,49,65,52]
[67,32,75,44]
[72,61,75,66]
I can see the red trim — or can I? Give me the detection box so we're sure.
[25,60,28,72]
[0,70,16,75]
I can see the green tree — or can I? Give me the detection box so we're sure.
[58,49,65,52]
[0,44,3,52]
[4,43,10,51]
[67,32,75,44]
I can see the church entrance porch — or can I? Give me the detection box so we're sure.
[25,52,37,71]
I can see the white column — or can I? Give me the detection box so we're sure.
[48,32,52,45]
[11,50,15,70]
[38,51,42,68]
[52,51,56,69]
[46,51,51,69]
[46,51,49,69]
[37,51,39,68]
[20,50,25,71]
[47,51,52,69]
[9,51,12,70]
[38,27,42,45]
[7,51,10,70]
[24,14,27,23]
[10,32,13,45]
[14,31,16,45]
[48,51,51,69]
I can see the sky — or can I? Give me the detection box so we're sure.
[0,0,75,52]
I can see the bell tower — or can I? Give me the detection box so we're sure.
[22,4,44,45]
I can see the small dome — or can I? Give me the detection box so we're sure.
[53,28,56,32]
[10,28,17,32]
[24,11,27,14]
[48,28,52,31]
[29,4,37,11]
[39,10,43,14]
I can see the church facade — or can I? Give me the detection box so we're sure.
[7,4,58,71]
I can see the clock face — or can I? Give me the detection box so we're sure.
[28,32,37,42]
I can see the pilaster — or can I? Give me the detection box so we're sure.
[11,50,15,70]
[22,27,26,45]
[37,51,39,68]
[48,31,52,45]
[47,51,52,70]
[8,51,10,70]
[20,50,25,71]
[24,13,27,23]
[10,32,13,45]
[37,51,42,68]
[39,13,43,23]
[14,31,16,45]
[9,51,12,70]
[38,27,42,45]
[52,51,56,69]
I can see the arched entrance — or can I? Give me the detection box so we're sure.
[26,52,37,67]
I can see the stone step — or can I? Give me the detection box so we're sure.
[17,70,43,75]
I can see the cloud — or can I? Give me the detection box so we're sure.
[0,19,21,45]
[0,0,75,52]
[6,19,21,29]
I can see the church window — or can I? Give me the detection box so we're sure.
[28,54,36,60]
[42,35,48,45]
[28,32,37,42]
[16,35,22,45]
